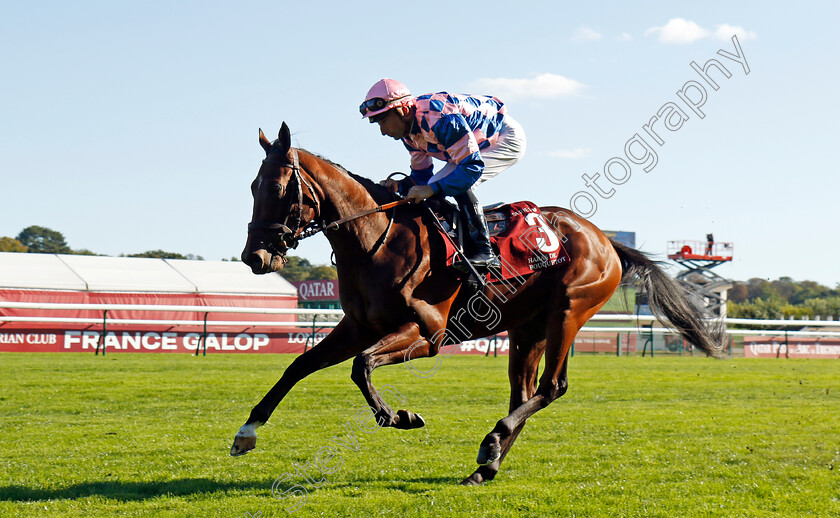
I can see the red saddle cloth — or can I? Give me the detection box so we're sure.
[442,201,571,283]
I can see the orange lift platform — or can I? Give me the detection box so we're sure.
[667,240,734,263]
[666,238,734,318]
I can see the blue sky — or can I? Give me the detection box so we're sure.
[2,1,838,286]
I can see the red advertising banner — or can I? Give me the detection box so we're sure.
[0,288,300,354]
[743,337,840,359]
[0,327,318,354]
[2,288,633,358]
[292,280,340,302]
[573,333,637,353]
[0,326,516,355]
[0,325,640,357]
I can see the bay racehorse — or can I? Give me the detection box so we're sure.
[233,123,725,485]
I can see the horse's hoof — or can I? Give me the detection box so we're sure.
[476,445,501,465]
[230,435,256,456]
[460,472,484,485]
[462,465,498,485]
[395,409,426,430]
[476,433,501,465]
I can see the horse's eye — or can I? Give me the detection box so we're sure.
[274,183,284,195]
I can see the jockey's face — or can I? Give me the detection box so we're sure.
[375,108,411,140]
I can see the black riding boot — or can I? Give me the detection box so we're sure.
[453,190,500,273]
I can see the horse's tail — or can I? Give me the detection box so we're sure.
[610,239,727,358]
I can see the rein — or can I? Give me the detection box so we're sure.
[322,198,410,231]
[247,147,411,251]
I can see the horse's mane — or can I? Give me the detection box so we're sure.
[301,149,398,204]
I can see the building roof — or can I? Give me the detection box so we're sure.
[0,253,296,296]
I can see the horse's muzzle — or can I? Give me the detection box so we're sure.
[241,248,286,274]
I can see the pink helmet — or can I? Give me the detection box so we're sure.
[359,78,413,119]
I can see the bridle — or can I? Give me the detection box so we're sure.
[247,147,410,257]
[247,147,323,254]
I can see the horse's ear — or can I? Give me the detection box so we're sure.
[258,128,272,155]
[278,122,292,153]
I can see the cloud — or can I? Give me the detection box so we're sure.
[714,24,757,41]
[572,26,602,42]
[549,148,592,159]
[645,18,756,45]
[645,18,710,44]
[469,73,585,100]
[617,32,633,42]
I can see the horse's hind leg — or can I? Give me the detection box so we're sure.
[462,324,546,485]
[473,271,619,472]
[350,322,430,429]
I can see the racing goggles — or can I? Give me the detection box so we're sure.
[359,97,390,117]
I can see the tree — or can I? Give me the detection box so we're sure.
[279,256,314,281]
[745,278,773,301]
[125,250,188,259]
[728,282,748,303]
[71,249,99,256]
[727,298,787,328]
[728,276,840,322]
[16,226,71,254]
[277,255,337,281]
[309,265,338,280]
[803,296,840,319]
[0,237,28,252]
[770,277,798,302]
[791,281,832,305]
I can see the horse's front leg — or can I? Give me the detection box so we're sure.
[231,318,372,456]
[350,322,430,430]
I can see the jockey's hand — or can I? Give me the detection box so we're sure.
[406,185,435,203]
[379,178,400,193]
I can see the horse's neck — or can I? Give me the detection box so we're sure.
[302,152,392,260]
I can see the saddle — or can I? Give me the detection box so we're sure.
[426,199,571,283]
[429,199,508,239]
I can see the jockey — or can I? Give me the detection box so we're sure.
[360,78,527,273]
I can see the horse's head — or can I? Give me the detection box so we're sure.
[241,122,318,274]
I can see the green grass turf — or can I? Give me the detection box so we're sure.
[0,352,837,517]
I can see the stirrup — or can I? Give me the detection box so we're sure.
[472,256,501,274]
[452,255,501,274]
